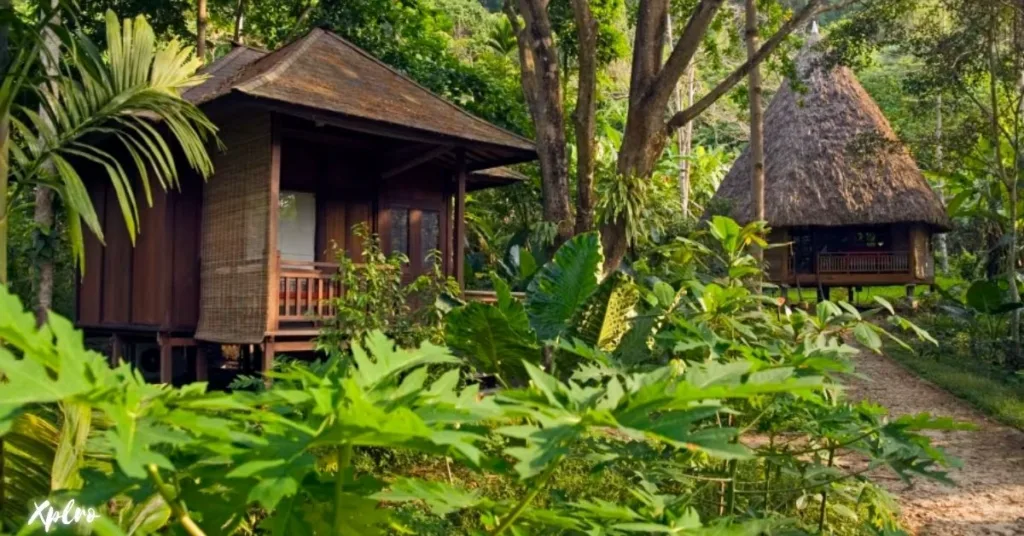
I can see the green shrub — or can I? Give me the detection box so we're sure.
[0,217,966,535]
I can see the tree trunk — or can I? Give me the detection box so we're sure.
[504,0,573,243]
[935,95,950,273]
[0,0,10,513]
[197,0,208,62]
[33,189,54,325]
[572,0,598,235]
[988,14,1020,357]
[602,0,820,271]
[746,0,766,275]
[34,1,59,326]
[233,0,247,43]
[667,13,697,219]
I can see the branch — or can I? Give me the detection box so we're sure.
[647,0,725,108]
[664,0,824,134]
[147,464,207,536]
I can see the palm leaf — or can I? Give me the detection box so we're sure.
[9,10,218,271]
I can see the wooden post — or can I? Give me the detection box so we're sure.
[454,151,467,289]
[266,115,282,334]
[848,286,855,304]
[158,333,172,384]
[262,338,275,376]
[195,345,208,382]
[110,333,123,366]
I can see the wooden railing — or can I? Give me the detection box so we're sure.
[815,251,909,274]
[464,290,527,303]
[278,260,341,322]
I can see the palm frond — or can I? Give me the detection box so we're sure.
[8,10,218,270]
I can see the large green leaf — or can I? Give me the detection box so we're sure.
[445,302,542,384]
[526,232,604,341]
[568,271,639,351]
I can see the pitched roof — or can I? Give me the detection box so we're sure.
[708,47,951,231]
[184,29,535,156]
[469,166,529,191]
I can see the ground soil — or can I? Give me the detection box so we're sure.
[845,350,1024,535]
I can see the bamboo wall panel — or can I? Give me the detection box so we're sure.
[195,109,273,343]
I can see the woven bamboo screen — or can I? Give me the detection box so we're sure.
[195,111,273,343]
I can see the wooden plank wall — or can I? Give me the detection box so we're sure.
[77,167,203,331]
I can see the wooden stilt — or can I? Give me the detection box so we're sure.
[158,333,172,385]
[848,286,855,304]
[110,334,123,366]
[195,346,208,382]
[262,339,276,377]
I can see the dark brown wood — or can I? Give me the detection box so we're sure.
[158,333,172,384]
[170,171,203,329]
[101,182,133,324]
[267,114,282,334]
[78,180,107,325]
[195,346,208,381]
[131,185,169,325]
[381,145,451,179]
[110,333,123,366]
[455,153,467,288]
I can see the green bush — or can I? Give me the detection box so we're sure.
[0,217,966,535]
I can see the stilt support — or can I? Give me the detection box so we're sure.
[110,334,123,367]
[195,346,208,382]
[262,339,276,386]
[158,333,172,385]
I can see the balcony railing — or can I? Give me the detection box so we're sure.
[815,251,909,274]
[278,260,341,322]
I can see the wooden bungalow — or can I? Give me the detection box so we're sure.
[75,28,537,385]
[707,36,950,298]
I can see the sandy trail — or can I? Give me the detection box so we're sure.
[845,350,1024,535]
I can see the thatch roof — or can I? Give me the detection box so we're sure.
[183,29,536,168]
[708,44,951,232]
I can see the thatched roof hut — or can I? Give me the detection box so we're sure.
[709,46,950,231]
[708,33,950,289]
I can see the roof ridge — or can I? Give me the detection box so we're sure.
[234,29,325,94]
[317,30,535,148]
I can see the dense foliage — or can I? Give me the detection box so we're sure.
[0,217,966,535]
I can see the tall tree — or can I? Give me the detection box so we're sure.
[507,0,831,270]
[572,0,597,234]
[504,0,574,243]
[33,0,60,325]
[746,0,766,272]
[197,0,208,60]
[666,13,697,218]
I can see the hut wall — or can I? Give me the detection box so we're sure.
[378,165,450,280]
[765,228,789,281]
[194,109,273,343]
[76,154,203,332]
[909,224,932,280]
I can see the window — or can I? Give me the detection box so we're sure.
[278,190,317,262]
[390,208,410,256]
[420,210,440,265]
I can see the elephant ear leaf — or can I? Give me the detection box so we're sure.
[526,232,604,341]
[567,272,639,351]
[445,303,541,385]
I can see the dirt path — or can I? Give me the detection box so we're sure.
[845,350,1024,535]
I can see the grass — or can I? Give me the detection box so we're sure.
[775,276,962,307]
[885,342,1024,430]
